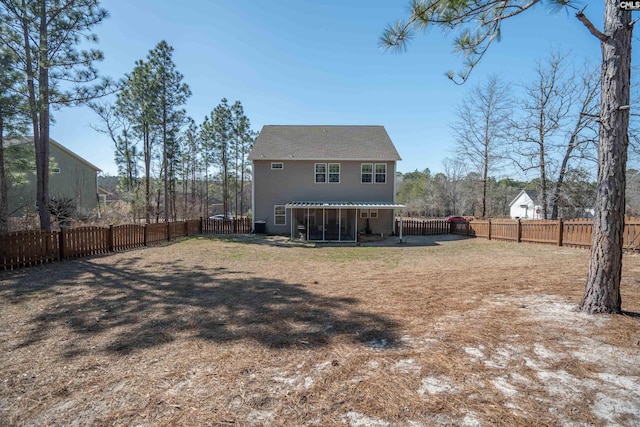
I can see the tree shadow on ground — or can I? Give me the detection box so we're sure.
[621,310,640,318]
[1,258,400,357]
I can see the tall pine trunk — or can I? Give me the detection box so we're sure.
[580,3,632,313]
[205,163,209,217]
[35,0,51,231]
[223,151,228,217]
[144,126,151,224]
[21,0,49,231]
[162,95,168,223]
[240,152,246,218]
[0,122,7,233]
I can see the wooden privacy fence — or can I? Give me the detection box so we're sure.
[1,218,251,270]
[203,217,252,234]
[395,218,451,236]
[453,217,640,250]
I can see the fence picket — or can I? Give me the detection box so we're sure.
[1,218,254,270]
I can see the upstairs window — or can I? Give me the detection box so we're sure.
[271,162,283,170]
[361,163,373,183]
[316,163,340,183]
[328,163,340,183]
[315,163,326,183]
[375,164,387,183]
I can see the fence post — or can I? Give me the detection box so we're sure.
[108,224,114,252]
[488,219,492,240]
[184,220,189,237]
[144,224,148,246]
[58,228,65,260]
[557,219,563,246]
[167,222,171,242]
[517,219,521,243]
[200,216,204,234]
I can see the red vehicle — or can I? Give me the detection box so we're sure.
[445,216,467,223]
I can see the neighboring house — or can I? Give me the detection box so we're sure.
[207,197,225,217]
[509,189,595,220]
[248,125,405,242]
[4,137,100,216]
[509,190,543,219]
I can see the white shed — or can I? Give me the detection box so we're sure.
[509,190,543,219]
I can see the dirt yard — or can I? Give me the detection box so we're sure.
[1,235,639,426]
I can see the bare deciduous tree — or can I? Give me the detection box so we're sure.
[452,75,512,218]
[442,157,468,216]
[549,65,599,220]
[512,52,587,220]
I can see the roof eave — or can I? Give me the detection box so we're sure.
[248,157,402,162]
[285,201,406,209]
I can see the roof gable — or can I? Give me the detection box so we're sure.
[4,136,101,172]
[248,125,402,161]
[509,189,539,207]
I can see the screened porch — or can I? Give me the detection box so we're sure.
[285,201,406,243]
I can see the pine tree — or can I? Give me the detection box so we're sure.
[116,59,158,223]
[230,101,255,218]
[0,0,111,231]
[181,118,201,218]
[203,99,233,217]
[147,41,191,222]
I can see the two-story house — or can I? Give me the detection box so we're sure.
[248,125,404,242]
[4,137,100,217]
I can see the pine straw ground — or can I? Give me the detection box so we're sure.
[1,235,640,427]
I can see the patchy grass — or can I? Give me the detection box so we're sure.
[1,235,640,426]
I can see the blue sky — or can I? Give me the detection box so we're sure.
[50,0,612,177]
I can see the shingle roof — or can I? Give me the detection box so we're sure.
[248,125,402,161]
[509,189,540,207]
[523,189,539,203]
